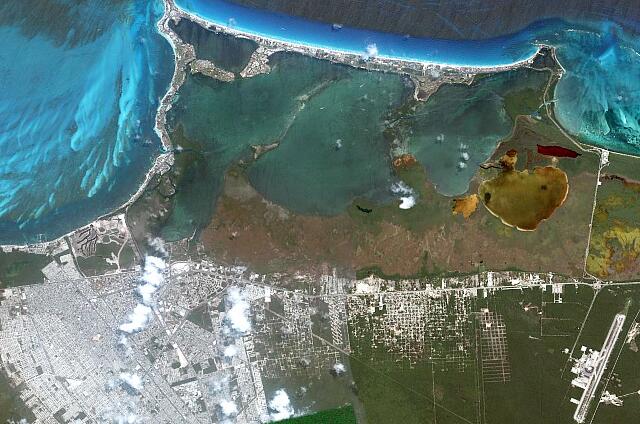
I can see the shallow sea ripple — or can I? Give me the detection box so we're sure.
[2,0,640,244]
[545,22,640,153]
[0,0,172,243]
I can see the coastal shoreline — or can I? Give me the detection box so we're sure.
[11,0,639,253]
[0,0,183,251]
[0,0,540,251]
[172,0,541,74]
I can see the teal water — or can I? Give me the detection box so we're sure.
[164,52,407,238]
[401,68,550,196]
[158,19,640,237]
[4,0,640,245]
[169,18,257,73]
[175,0,640,155]
[164,53,358,238]
[247,71,407,215]
[0,0,173,243]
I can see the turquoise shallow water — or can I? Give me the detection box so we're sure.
[543,25,640,154]
[0,0,173,243]
[175,0,540,67]
[177,0,640,155]
[3,0,640,244]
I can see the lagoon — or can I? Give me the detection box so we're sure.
[3,0,640,245]
[177,0,640,155]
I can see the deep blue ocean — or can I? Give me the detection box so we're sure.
[177,0,640,156]
[176,0,541,67]
[1,0,639,243]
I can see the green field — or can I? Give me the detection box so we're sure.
[0,249,50,287]
[0,372,36,424]
[343,285,640,423]
[277,405,357,424]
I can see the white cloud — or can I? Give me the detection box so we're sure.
[223,345,238,357]
[398,195,416,209]
[268,389,295,421]
[120,255,166,334]
[137,256,166,304]
[220,399,238,417]
[100,388,141,422]
[143,256,166,283]
[461,151,470,161]
[226,288,251,333]
[119,372,143,391]
[333,363,346,375]
[119,304,153,333]
[355,281,376,294]
[391,181,417,210]
[211,375,230,392]
[137,284,157,306]
[147,237,167,256]
[391,181,413,196]
[364,43,379,59]
[171,262,190,274]
[112,414,140,424]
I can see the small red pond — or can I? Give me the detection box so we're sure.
[537,144,581,158]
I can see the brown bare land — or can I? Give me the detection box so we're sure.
[201,116,599,278]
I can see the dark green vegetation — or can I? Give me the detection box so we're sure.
[347,357,438,423]
[276,405,357,423]
[592,303,640,423]
[346,293,478,424]
[0,371,36,423]
[0,249,50,287]
[346,285,640,423]
[571,287,640,424]
[76,253,117,276]
[68,220,138,276]
[476,286,593,423]
[186,303,214,332]
[484,285,640,424]
[74,241,136,276]
[126,155,184,252]
[169,18,257,73]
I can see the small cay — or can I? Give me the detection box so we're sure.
[479,151,569,231]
